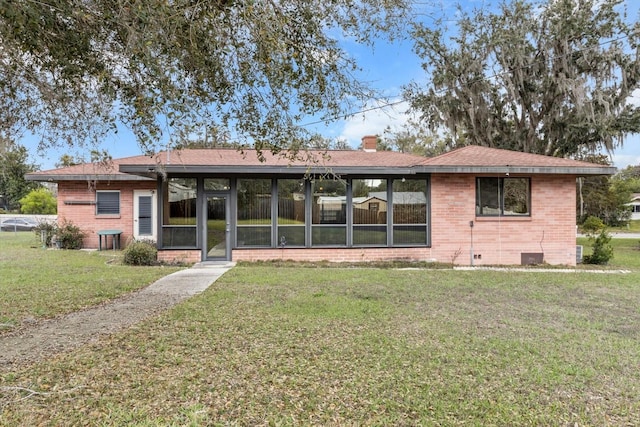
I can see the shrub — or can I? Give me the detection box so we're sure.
[19,188,57,214]
[56,220,86,249]
[581,215,605,234]
[583,229,614,265]
[123,240,158,266]
[33,221,58,246]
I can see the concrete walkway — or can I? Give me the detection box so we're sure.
[0,262,235,367]
[140,261,235,296]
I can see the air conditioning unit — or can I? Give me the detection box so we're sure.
[576,245,583,264]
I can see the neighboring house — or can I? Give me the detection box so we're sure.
[629,193,640,220]
[26,136,615,266]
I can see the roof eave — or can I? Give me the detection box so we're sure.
[25,173,154,182]
[416,166,617,175]
[119,165,421,176]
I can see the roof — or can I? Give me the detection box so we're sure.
[120,149,431,176]
[419,146,616,175]
[25,155,156,182]
[25,146,615,182]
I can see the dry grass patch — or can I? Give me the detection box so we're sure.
[0,233,182,331]
[2,267,640,425]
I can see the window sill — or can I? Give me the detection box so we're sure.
[475,216,531,222]
[96,214,121,219]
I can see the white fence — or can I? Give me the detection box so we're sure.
[0,214,57,224]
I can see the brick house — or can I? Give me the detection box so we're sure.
[26,136,614,266]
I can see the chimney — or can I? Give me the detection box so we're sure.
[362,135,377,152]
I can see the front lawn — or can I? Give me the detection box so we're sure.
[2,261,640,424]
[0,232,182,330]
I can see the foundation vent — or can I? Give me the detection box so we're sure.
[521,252,544,265]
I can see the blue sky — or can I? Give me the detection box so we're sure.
[21,1,640,171]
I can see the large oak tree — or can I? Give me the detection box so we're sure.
[0,0,409,154]
[405,0,640,157]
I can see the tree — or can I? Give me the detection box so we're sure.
[19,188,57,214]
[575,153,632,226]
[0,0,410,155]
[405,0,640,157]
[615,165,640,193]
[0,142,40,211]
[382,120,447,157]
[579,177,632,226]
[55,154,81,169]
[303,135,353,150]
[580,216,613,265]
[174,125,242,150]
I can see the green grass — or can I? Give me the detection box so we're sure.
[0,232,182,329]
[606,219,640,233]
[2,232,640,424]
[578,236,640,268]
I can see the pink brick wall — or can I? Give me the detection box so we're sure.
[429,174,577,266]
[57,181,156,249]
[157,250,201,264]
[57,175,579,266]
[232,247,434,263]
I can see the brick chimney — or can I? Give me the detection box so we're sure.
[362,135,377,152]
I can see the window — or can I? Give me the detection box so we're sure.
[312,179,346,245]
[392,179,428,245]
[162,178,197,247]
[237,179,272,247]
[96,191,120,215]
[277,179,306,247]
[476,177,530,216]
[204,178,230,191]
[352,179,387,246]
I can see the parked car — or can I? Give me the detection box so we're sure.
[0,217,39,232]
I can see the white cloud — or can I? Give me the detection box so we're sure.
[628,88,640,107]
[611,132,640,169]
[611,153,640,169]
[337,99,412,148]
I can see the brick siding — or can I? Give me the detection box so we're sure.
[57,181,156,249]
[429,174,577,266]
[232,247,435,263]
[57,174,579,266]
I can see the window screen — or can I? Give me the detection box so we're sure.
[96,191,120,215]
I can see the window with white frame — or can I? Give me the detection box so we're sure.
[96,191,120,215]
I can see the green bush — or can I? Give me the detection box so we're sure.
[19,188,57,214]
[56,220,86,249]
[583,229,614,265]
[581,215,605,234]
[33,221,58,246]
[123,240,158,266]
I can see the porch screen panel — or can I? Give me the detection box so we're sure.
[352,179,387,246]
[312,179,346,246]
[392,179,428,245]
[237,179,272,247]
[277,179,306,247]
[162,178,197,247]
